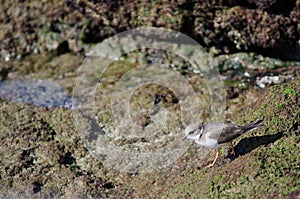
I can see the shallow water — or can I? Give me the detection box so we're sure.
[0,79,76,109]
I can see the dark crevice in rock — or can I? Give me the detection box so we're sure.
[58,152,76,165]
[33,181,42,194]
[102,182,115,189]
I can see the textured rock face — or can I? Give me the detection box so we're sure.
[223,0,297,15]
[214,7,297,48]
[0,100,119,198]
[1,0,299,60]
[193,1,300,59]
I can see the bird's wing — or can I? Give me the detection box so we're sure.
[208,123,242,144]
[208,120,263,144]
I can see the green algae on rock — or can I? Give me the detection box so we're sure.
[248,79,299,136]
[162,78,300,198]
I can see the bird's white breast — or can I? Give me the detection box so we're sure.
[195,134,219,148]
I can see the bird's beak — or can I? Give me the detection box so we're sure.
[182,135,187,141]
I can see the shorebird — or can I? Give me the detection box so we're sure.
[183,120,263,167]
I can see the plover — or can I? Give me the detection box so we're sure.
[183,120,263,167]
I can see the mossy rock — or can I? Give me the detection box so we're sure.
[248,79,299,136]
[0,99,122,198]
[163,78,300,198]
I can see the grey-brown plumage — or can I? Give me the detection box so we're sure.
[208,119,264,144]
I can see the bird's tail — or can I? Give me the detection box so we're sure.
[240,119,263,132]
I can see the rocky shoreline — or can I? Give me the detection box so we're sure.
[0,1,300,198]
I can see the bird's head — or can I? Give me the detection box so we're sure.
[182,123,204,141]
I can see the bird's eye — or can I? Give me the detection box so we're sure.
[188,130,195,135]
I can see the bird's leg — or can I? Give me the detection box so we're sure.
[208,149,220,168]
[229,141,236,156]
